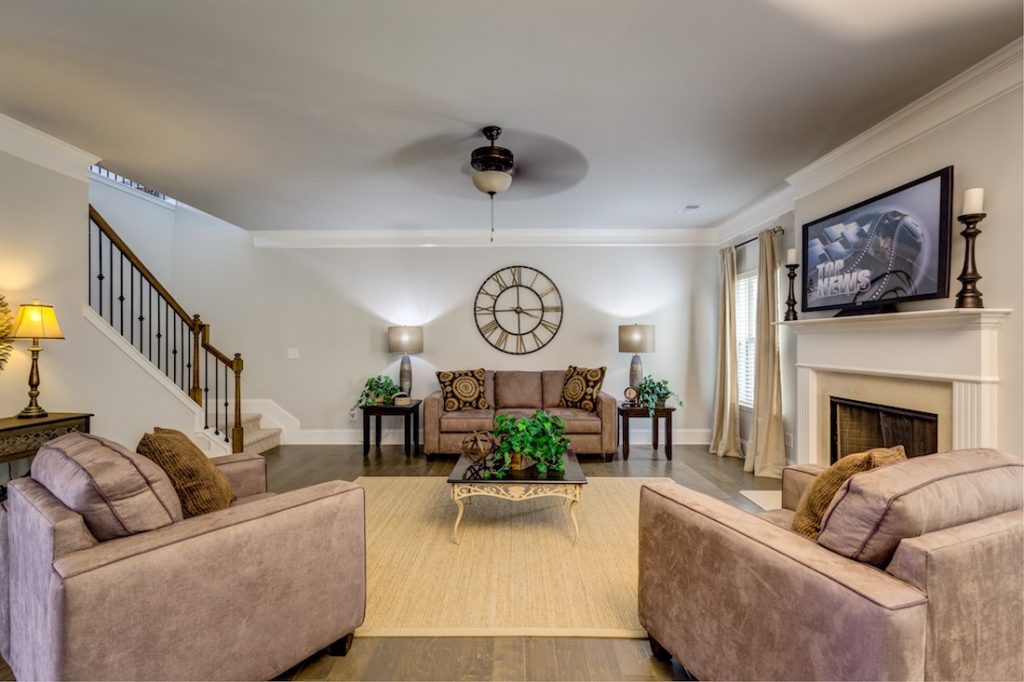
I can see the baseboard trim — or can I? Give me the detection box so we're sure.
[244,398,712,446]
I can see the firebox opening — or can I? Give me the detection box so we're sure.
[830,397,938,464]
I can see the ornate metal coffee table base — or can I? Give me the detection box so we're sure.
[450,481,583,545]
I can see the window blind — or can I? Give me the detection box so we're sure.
[735,270,758,407]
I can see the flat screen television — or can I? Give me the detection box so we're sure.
[801,166,953,314]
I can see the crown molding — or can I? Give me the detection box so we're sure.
[785,37,1023,198]
[252,227,718,249]
[0,112,100,181]
[711,184,794,246]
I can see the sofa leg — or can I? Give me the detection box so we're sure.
[327,633,354,657]
[604,452,614,463]
[648,633,672,662]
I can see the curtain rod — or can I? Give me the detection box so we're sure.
[733,224,784,249]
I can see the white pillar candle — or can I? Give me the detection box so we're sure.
[787,248,798,265]
[963,187,984,215]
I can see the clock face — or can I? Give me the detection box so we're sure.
[474,266,563,355]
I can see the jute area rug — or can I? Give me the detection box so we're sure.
[354,476,671,638]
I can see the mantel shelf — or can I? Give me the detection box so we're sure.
[777,308,1012,333]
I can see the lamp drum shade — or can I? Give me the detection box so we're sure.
[618,324,654,353]
[388,326,423,354]
[11,301,64,340]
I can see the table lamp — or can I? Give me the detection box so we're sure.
[618,324,654,388]
[387,326,423,395]
[10,300,64,418]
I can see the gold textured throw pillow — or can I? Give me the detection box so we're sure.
[559,365,606,412]
[436,369,489,412]
[791,445,907,539]
[137,427,236,518]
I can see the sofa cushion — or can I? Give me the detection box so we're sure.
[546,407,602,434]
[483,370,495,410]
[439,409,495,433]
[436,369,489,411]
[494,371,543,408]
[542,370,567,408]
[495,408,538,422]
[791,446,906,539]
[31,433,183,541]
[137,428,237,518]
[559,365,606,412]
[817,448,1024,567]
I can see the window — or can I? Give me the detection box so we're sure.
[735,270,758,407]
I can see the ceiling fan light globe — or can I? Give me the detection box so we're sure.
[472,170,512,195]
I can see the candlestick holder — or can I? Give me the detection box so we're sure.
[784,264,799,321]
[954,213,986,309]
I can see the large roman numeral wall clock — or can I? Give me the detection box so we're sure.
[474,266,563,355]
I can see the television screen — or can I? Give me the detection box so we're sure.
[802,166,952,313]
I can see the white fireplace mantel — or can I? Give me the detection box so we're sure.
[779,308,1012,465]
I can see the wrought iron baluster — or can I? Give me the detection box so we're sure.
[223,363,229,443]
[203,350,210,429]
[119,253,125,335]
[108,236,113,324]
[96,231,105,318]
[213,356,220,436]
[88,221,93,309]
[138,266,144,353]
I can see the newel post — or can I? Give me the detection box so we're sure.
[189,314,203,405]
[231,352,244,453]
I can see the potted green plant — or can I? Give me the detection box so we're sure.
[354,375,401,407]
[635,375,683,415]
[489,410,570,479]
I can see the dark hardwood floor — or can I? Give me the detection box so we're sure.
[268,442,777,681]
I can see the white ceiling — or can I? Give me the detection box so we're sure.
[0,0,1020,235]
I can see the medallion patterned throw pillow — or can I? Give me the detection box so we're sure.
[791,445,907,539]
[437,369,489,412]
[559,365,606,412]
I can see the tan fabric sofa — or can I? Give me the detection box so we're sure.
[639,449,1023,681]
[424,369,617,459]
[0,447,366,681]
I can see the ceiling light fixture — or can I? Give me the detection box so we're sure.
[470,125,514,242]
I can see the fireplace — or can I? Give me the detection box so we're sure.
[830,397,938,463]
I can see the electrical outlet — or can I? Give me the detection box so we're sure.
[287,348,299,359]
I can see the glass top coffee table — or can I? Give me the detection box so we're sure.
[447,452,588,545]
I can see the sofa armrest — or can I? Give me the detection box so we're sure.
[595,392,617,454]
[213,451,267,497]
[782,463,823,511]
[424,391,443,454]
[50,480,366,680]
[639,482,926,681]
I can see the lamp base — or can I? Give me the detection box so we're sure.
[17,404,48,419]
[629,354,643,388]
[399,354,412,395]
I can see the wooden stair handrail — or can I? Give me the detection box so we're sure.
[89,205,192,323]
[90,204,245,453]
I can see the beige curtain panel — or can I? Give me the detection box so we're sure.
[746,229,786,478]
[709,246,743,459]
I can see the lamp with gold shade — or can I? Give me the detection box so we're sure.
[9,300,64,418]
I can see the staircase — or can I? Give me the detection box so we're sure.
[87,205,281,455]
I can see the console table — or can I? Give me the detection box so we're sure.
[1,412,93,499]
[617,403,674,460]
[359,400,421,457]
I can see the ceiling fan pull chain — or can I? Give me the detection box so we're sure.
[489,194,495,243]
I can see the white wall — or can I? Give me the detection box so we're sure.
[160,205,719,440]
[790,89,1023,454]
[0,148,200,481]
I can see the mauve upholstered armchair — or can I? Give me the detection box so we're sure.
[0,441,366,681]
[639,449,1024,681]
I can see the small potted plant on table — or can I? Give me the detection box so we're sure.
[489,410,570,479]
[635,375,683,415]
[354,375,402,407]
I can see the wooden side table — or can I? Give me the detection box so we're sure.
[359,400,421,457]
[1,412,93,499]
[617,403,674,461]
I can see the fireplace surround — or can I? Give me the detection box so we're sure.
[781,308,1011,466]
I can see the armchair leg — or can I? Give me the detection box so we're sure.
[327,633,355,657]
[648,633,672,662]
